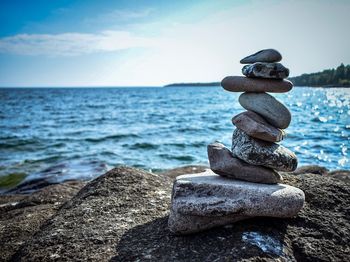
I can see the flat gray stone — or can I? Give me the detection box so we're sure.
[231,129,298,172]
[221,76,293,93]
[242,62,289,79]
[239,92,291,129]
[232,111,284,142]
[208,142,282,184]
[240,49,282,64]
[168,170,305,235]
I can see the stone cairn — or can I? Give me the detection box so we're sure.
[168,49,305,235]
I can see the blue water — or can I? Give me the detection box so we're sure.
[0,87,349,184]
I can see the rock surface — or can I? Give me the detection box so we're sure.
[168,170,305,235]
[240,49,282,64]
[232,111,284,142]
[242,62,289,79]
[10,166,171,262]
[221,76,293,93]
[292,165,329,176]
[208,142,281,184]
[239,92,292,129]
[291,165,350,183]
[232,129,298,172]
[1,165,349,261]
[327,169,350,182]
[0,181,86,261]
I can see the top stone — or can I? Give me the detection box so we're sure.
[240,49,282,64]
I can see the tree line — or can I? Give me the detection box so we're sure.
[289,64,350,87]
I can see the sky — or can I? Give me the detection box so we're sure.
[0,0,349,87]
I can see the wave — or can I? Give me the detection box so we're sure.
[129,143,159,150]
[85,134,139,143]
[158,153,195,161]
[0,139,41,149]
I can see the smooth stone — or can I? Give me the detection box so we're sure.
[239,92,291,129]
[232,111,284,142]
[242,62,289,79]
[231,129,298,172]
[240,49,282,64]
[207,142,282,184]
[168,170,305,235]
[221,76,293,93]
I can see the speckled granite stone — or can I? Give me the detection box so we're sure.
[231,129,297,172]
[242,62,289,79]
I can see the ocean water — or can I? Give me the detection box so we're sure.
[0,87,349,184]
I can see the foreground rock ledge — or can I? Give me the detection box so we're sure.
[1,166,349,261]
[168,170,304,235]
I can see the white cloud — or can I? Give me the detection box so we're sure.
[0,31,156,56]
[97,8,154,21]
[82,7,155,28]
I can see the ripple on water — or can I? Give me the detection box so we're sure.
[84,134,140,143]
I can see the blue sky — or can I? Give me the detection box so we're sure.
[0,0,349,87]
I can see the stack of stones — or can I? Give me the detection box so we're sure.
[168,49,305,235]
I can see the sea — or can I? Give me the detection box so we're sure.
[0,86,349,185]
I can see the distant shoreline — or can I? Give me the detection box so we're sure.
[163,82,350,88]
[164,82,220,87]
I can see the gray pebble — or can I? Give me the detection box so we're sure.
[239,92,291,129]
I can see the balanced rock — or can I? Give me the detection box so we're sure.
[231,129,297,172]
[221,76,292,93]
[208,142,282,184]
[239,92,291,129]
[242,62,289,79]
[232,111,284,142]
[240,49,282,64]
[168,170,305,235]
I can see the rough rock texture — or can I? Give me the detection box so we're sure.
[1,165,349,261]
[242,62,289,79]
[168,170,305,234]
[239,92,292,129]
[327,169,350,182]
[0,181,86,261]
[240,49,282,64]
[208,142,282,184]
[232,129,298,172]
[10,166,171,262]
[232,111,284,142]
[221,76,293,93]
[291,165,350,183]
[292,165,329,176]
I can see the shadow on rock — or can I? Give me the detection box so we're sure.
[112,216,292,262]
